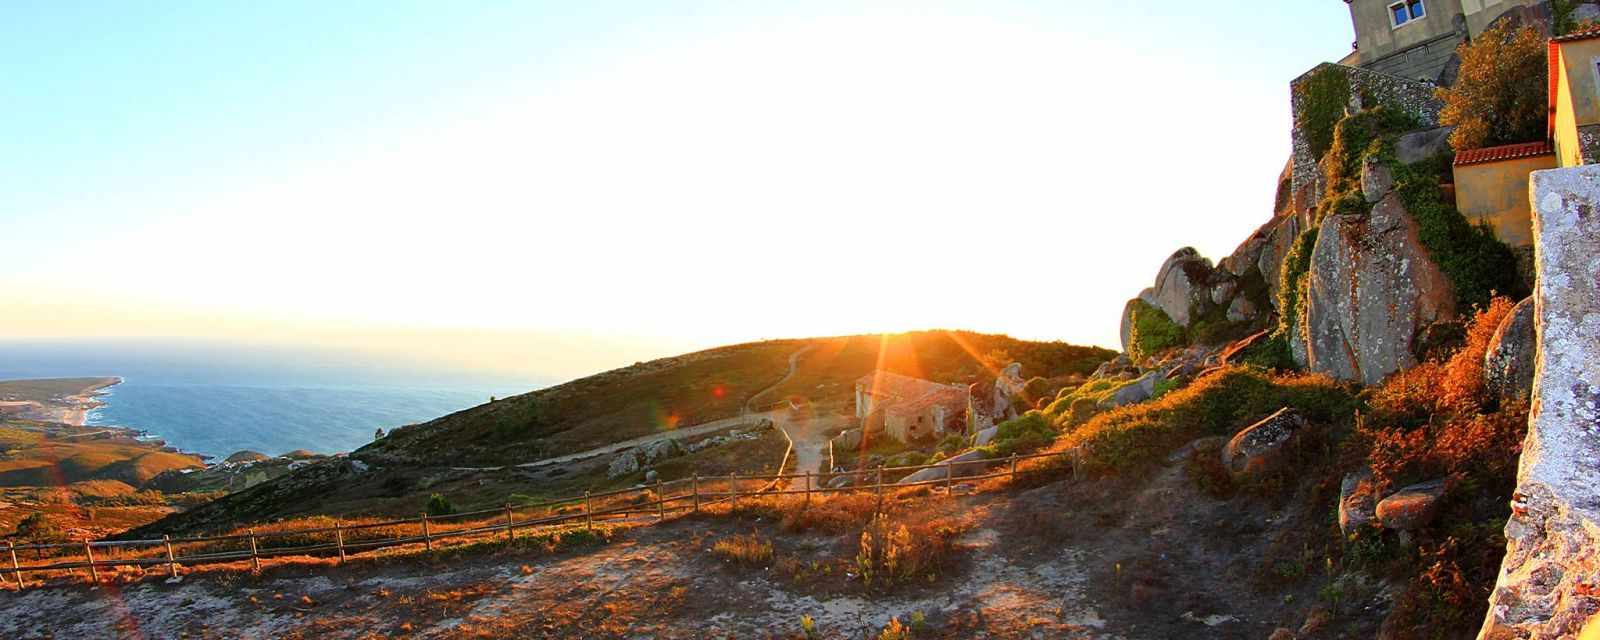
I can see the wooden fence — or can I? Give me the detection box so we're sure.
[1,447,1083,590]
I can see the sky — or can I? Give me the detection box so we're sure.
[1,1,1356,381]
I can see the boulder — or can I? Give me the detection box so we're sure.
[1099,371,1162,410]
[1375,478,1448,531]
[1361,155,1394,203]
[1151,248,1217,327]
[1220,230,1269,279]
[1210,277,1239,307]
[1483,296,1536,404]
[897,450,992,485]
[1221,408,1308,480]
[1394,126,1453,165]
[974,426,999,446]
[644,469,659,483]
[1303,194,1457,386]
[1338,468,1379,536]
[640,438,683,464]
[1166,435,1228,465]
[1480,166,1600,639]
[833,428,863,452]
[1227,295,1259,323]
[826,474,854,489]
[607,451,641,479]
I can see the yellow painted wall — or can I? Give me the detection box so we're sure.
[1453,153,1557,247]
[1556,60,1582,167]
[1561,39,1600,126]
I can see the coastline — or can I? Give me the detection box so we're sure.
[0,376,122,426]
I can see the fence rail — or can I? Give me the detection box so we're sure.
[2,447,1082,589]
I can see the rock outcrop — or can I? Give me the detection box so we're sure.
[1479,166,1600,640]
[1302,191,1457,385]
[1338,468,1379,536]
[1376,478,1448,531]
[1151,248,1217,327]
[1222,408,1308,480]
[1484,297,1536,405]
[897,450,992,484]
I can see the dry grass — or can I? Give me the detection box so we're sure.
[709,533,773,567]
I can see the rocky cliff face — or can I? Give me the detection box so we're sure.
[1299,189,1457,386]
[1478,166,1600,640]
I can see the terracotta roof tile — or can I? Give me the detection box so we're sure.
[1453,141,1554,167]
[1552,27,1600,44]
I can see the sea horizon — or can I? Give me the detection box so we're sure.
[0,340,547,460]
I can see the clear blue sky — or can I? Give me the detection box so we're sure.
[1,1,1356,379]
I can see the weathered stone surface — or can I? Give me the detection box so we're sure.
[1480,166,1600,640]
[1210,277,1239,307]
[1222,408,1308,479]
[974,426,999,446]
[1304,194,1458,386]
[1484,297,1536,404]
[640,438,682,464]
[1099,371,1163,410]
[1259,213,1303,303]
[607,451,641,478]
[897,450,992,485]
[1339,468,1379,536]
[1221,231,1268,278]
[1376,478,1448,531]
[1362,155,1395,203]
[1227,295,1259,323]
[644,469,659,483]
[1152,248,1217,327]
[1119,297,1143,354]
[833,428,863,452]
[1167,435,1228,465]
[1394,126,1453,166]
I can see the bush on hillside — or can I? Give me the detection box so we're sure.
[425,493,456,517]
[1296,65,1353,162]
[1053,366,1358,477]
[1127,300,1185,362]
[1438,23,1548,151]
[977,413,1056,458]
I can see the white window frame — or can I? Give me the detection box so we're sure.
[1389,0,1426,29]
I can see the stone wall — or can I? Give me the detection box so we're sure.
[1478,165,1600,639]
[1288,63,1445,206]
[1363,32,1465,84]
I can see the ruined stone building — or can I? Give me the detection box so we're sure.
[853,371,969,444]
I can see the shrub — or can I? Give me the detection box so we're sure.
[979,412,1056,457]
[1392,158,1525,308]
[424,493,456,517]
[854,512,960,591]
[1127,300,1185,362]
[711,533,773,567]
[1296,65,1353,161]
[13,512,65,542]
[1052,366,1357,477]
[1438,23,1548,151]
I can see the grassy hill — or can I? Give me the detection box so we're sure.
[0,420,203,487]
[0,377,119,403]
[360,331,1114,467]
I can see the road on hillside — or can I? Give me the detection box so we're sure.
[453,346,815,474]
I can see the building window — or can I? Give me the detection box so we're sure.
[1390,0,1425,27]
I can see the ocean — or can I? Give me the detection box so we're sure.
[0,340,543,460]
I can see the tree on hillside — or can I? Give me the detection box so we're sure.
[1438,23,1548,151]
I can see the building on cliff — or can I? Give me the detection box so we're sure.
[1549,28,1600,166]
[1338,0,1553,84]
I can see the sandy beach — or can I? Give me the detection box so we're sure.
[0,376,120,426]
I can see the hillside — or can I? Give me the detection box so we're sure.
[359,331,1113,467]
[121,331,1113,539]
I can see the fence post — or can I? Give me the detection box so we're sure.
[83,540,99,584]
[505,505,516,542]
[692,475,700,513]
[6,541,19,589]
[164,535,178,578]
[421,514,433,551]
[335,523,347,564]
[248,529,261,573]
[655,480,665,520]
[1010,453,1018,483]
[584,492,593,532]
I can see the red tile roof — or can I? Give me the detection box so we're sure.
[1453,141,1554,167]
[1552,27,1600,44]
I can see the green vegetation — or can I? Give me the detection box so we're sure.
[425,493,456,516]
[1438,23,1548,151]
[1391,150,1526,308]
[1296,65,1352,162]
[1126,300,1184,362]
[1053,366,1358,477]
[0,377,119,404]
[976,413,1055,458]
